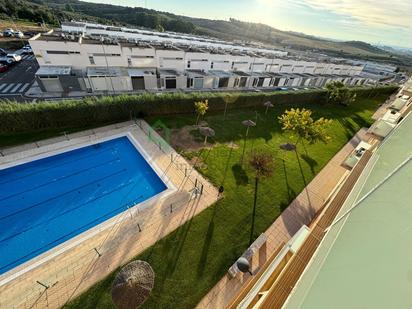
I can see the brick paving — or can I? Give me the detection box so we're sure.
[195,128,369,309]
[0,121,218,309]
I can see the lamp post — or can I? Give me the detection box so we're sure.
[240,119,256,165]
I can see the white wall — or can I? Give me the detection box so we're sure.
[121,46,157,68]
[176,76,187,89]
[156,49,185,71]
[185,52,210,71]
[144,76,158,90]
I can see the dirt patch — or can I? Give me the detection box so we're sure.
[170,125,209,151]
[155,124,239,152]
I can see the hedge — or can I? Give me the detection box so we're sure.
[0,85,398,134]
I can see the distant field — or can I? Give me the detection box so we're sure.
[0,20,46,49]
[0,19,45,32]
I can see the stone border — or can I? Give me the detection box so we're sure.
[0,130,176,286]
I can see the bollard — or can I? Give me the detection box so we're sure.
[170,204,173,213]
[94,248,102,257]
[200,184,204,195]
[137,223,142,232]
[36,281,49,289]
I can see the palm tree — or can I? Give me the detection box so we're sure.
[248,152,274,245]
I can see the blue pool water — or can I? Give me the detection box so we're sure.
[0,136,167,275]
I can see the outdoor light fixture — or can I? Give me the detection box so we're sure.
[236,257,253,276]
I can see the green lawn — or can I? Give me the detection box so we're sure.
[11,96,383,309]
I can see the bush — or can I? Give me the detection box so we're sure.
[0,86,398,134]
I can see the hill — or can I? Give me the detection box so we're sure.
[1,0,411,68]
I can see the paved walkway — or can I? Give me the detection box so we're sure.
[196,128,369,309]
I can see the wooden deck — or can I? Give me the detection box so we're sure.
[260,150,373,309]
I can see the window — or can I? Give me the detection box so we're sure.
[92,53,121,57]
[40,75,58,79]
[47,50,80,55]
[128,58,132,66]
[89,56,95,65]
[187,60,191,68]
[231,62,234,69]
[234,78,239,87]
[130,55,154,59]
[211,62,214,69]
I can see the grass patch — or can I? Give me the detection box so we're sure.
[63,95,384,309]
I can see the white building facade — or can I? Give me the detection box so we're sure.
[29,22,374,93]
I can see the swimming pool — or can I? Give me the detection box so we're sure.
[0,136,168,275]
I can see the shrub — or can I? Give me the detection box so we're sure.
[0,85,398,134]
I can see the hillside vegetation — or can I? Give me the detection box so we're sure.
[1,0,411,67]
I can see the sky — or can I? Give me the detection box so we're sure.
[83,0,412,48]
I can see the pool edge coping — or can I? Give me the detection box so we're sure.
[0,126,177,286]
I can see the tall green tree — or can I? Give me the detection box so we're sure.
[248,152,274,245]
[278,108,333,146]
[325,81,357,106]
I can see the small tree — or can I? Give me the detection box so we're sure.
[194,99,209,125]
[248,152,274,245]
[278,108,332,146]
[325,81,356,106]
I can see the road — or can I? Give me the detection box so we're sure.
[0,54,38,102]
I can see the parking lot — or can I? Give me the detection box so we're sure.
[0,53,38,101]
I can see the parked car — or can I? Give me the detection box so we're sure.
[22,45,33,54]
[3,28,14,37]
[14,30,24,38]
[6,53,22,62]
[0,64,8,73]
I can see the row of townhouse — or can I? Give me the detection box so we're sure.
[60,21,289,58]
[345,59,398,81]
[29,31,370,94]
